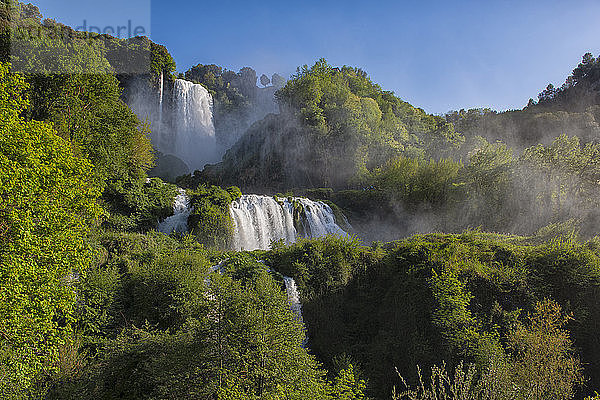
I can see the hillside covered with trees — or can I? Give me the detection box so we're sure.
[2,0,600,399]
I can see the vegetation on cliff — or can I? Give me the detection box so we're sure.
[2,1,600,398]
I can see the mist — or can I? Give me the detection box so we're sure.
[126,55,600,245]
[123,65,284,180]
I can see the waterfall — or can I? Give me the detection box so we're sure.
[230,195,348,251]
[284,277,303,323]
[127,77,219,174]
[158,71,164,130]
[172,79,218,171]
[158,189,191,234]
[173,79,215,138]
[230,195,296,251]
[295,198,348,238]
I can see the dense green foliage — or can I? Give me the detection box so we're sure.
[395,300,583,400]
[0,6,181,394]
[47,231,367,399]
[0,62,103,398]
[0,0,182,233]
[267,233,600,398]
[103,177,178,232]
[40,229,600,399]
[203,59,462,189]
[37,69,171,232]
[187,185,242,249]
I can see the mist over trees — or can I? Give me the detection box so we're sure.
[192,54,600,240]
[183,63,281,149]
[201,58,461,190]
[446,53,600,150]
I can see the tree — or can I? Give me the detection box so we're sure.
[330,365,367,400]
[519,134,600,229]
[462,138,515,229]
[208,269,331,399]
[395,300,583,400]
[0,62,102,398]
[237,66,258,98]
[491,299,583,400]
[372,155,462,211]
[572,52,598,85]
[538,83,556,103]
[272,73,286,88]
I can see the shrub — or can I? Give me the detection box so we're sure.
[188,185,241,249]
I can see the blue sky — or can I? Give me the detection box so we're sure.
[33,0,600,114]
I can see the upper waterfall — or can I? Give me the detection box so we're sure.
[158,71,164,129]
[230,195,348,251]
[173,79,215,138]
[171,79,218,171]
[127,77,219,174]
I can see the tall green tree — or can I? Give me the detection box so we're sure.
[519,134,600,230]
[462,138,515,229]
[0,62,102,398]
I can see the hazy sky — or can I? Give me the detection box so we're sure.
[33,0,600,114]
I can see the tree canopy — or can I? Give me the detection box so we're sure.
[0,62,103,397]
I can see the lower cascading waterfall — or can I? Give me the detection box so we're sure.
[284,276,303,323]
[296,197,348,238]
[230,195,348,251]
[158,189,191,234]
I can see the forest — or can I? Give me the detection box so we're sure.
[2,0,600,399]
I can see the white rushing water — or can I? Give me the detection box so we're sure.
[128,78,218,172]
[173,79,215,138]
[158,70,164,130]
[284,277,303,323]
[172,79,217,171]
[158,189,191,234]
[230,195,348,251]
[295,198,348,238]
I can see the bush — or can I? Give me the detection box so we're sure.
[394,300,583,400]
[102,176,178,232]
[188,185,241,249]
[266,232,600,398]
[0,63,103,398]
